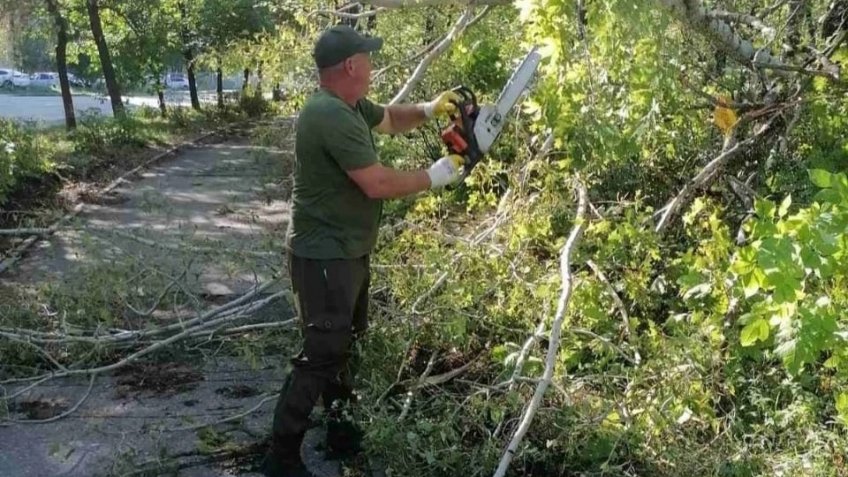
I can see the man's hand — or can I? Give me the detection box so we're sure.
[426,154,465,188]
[423,91,461,119]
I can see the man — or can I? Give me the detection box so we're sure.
[261,24,465,477]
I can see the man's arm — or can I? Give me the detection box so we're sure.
[374,103,427,135]
[346,155,464,199]
[374,91,460,135]
[347,163,430,199]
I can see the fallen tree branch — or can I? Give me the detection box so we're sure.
[706,10,776,40]
[0,291,285,392]
[493,180,588,477]
[657,0,806,76]
[654,112,780,235]
[307,6,385,19]
[0,281,281,347]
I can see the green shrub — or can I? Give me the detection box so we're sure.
[0,119,56,204]
[238,87,271,118]
[70,114,147,156]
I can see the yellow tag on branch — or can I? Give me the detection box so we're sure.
[713,95,738,136]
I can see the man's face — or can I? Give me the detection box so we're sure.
[345,52,372,98]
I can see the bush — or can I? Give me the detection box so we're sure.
[238,87,271,118]
[0,119,56,205]
[70,114,147,156]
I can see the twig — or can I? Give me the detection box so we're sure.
[493,180,588,477]
[498,315,546,392]
[585,260,639,367]
[2,374,96,425]
[398,351,438,421]
[0,292,283,391]
[1,334,68,373]
[125,264,190,317]
[164,393,278,432]
[404,355,478,390]
[570,327,639,366]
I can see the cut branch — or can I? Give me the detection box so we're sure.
[493,181,588,477]
[390,8,481,104]
[361,0,509,7]
[654,112,779,235]
[308,7,385,19]
[706,10,776,40]
[657,0,809,75]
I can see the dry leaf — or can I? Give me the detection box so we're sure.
[713,95,738,136]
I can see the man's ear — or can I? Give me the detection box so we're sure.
[344,57,355,76]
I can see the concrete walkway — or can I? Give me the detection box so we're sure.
[0,124,352,476]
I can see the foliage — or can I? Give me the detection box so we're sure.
[0,119,57,204]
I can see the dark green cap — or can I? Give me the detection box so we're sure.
[313,25,383,69]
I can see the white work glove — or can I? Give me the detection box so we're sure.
[426,154,465,189]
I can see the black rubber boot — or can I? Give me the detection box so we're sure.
[325,420,364,460]
[260,433,317,477]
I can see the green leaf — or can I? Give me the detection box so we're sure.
[809,169,833,188]
[740,318,769,346]
[837,393,848,426]
[754,199,776,220]
[778,194,792,218]
[743,269,763,298]
[814,188,841,205]
[771,276,801,304]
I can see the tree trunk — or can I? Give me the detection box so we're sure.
[216,57,223,108]
[256,61,263,97]
[185,48,200,110]
[155,76,166,117]
[86,0,124,117]
[177,0,200,110]
[46,0,75,130]
[242,68,250,91]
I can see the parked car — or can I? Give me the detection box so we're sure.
[11,71,31,87]
[67,73,90,88]
[164,72,190,89]
[30,72,58,88]
[0,68,13,87]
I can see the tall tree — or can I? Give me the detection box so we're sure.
[197,0,274,107]
[86,0,123,116]
[177,0,200,110]
[45,0,75,130]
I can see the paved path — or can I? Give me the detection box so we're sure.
[0,124,350,477]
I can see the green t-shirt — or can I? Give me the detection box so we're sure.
[287,88,386,259]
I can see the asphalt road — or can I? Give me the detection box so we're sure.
[0,91,216,124]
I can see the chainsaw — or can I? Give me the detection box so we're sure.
[439,46,543,181]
